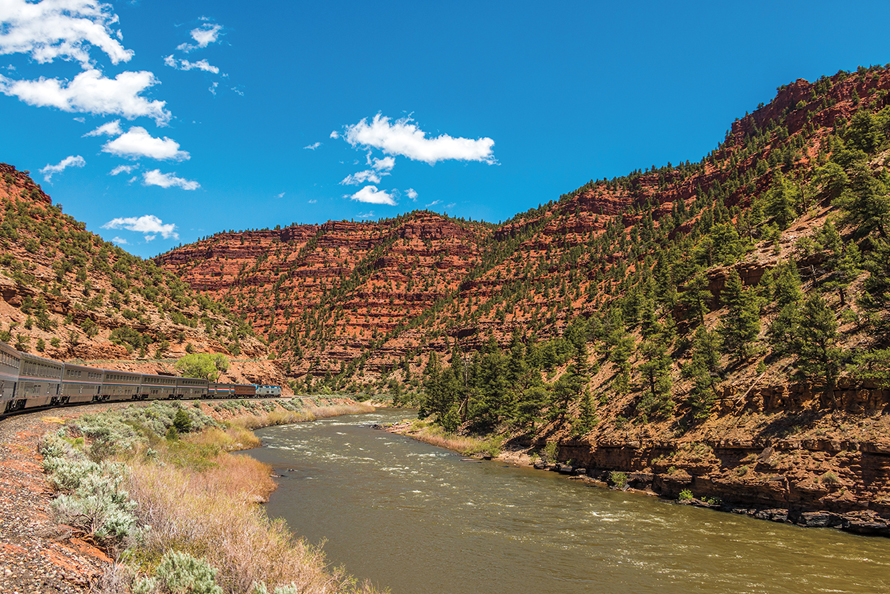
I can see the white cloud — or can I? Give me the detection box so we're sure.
[40,154,85,181]
[372,156,395,171]
[357,211,374,219]
[348,185,396,206]
[329,130,339,139]
[111,236,127,244]
[307,199,317,204]
[276,192,285,198]
[0,0,133,66]
[208,82,218,95]
[103,214,179,239]
[102,127,189,160]
[343,114,495,165]
[406,188,418,200]
[177,23,222,52]
[142,169,199,190]
[340,170,382,186]
[145,235,156,241]
[164,55,220,74]
[303,142,321,150]
[109,164,134,176]
[84,119,122,137]
[0,69,171,124]
[426,200,441,208]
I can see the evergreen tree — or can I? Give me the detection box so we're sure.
[679,272,711,326]
[718,269,761,363]
[764,173,799,229]
[792,294,842,399]
[820,221,862,306]
[836,162,890,239]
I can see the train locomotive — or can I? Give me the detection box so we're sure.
[0,341,281,416]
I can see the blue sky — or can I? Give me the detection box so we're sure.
[1,1,888,258]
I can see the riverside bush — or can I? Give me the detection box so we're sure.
[41,430,141,549]
[609,471,628,489]
[154,550,223,594]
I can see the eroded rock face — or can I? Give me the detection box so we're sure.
[158,70,890,381]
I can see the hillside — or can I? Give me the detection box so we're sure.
[0,166,287,387]
[156,64,890,522]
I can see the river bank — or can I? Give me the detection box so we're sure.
[254,409,890,594]
[0,397,375,594]
[385,416,890,538]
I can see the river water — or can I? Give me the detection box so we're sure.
[247,409,890,594]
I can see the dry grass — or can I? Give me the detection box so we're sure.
[126,461,377,593]
[399,422,504,458]
[124,410,382,594]
[229,403,374,431]
[185,425,262,451]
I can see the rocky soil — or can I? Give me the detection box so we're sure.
[0,405,117,594]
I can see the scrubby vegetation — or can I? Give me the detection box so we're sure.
[39,401,378,594]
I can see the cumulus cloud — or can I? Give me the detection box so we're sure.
[342,114,495,165]
[329,130,339,139]
[372,156,395,171]
[84,119,122,137]
[164,55,220,74]
[109,164,135,176]
[304,142,321,150]
[0,0,133,66]
[142,169,199,190]
[102,127,189,160]
[111,236,127,244]
[40,155,85,181]
[177,23,222,52]
[406,188,418,200]
[0,69,171,124]
[102,214,179,239]
[347,185,396,206]
[340,170,382,186]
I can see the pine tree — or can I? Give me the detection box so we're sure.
[792,294,842,399]
[679,272,712,326]
[719,269,761,363]
[836,162,890,239]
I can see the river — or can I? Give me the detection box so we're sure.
[247,409,890,594]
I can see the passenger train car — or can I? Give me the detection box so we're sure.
[0,341,279,416]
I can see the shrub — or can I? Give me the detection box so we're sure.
[678,489,694,501]
[821,471,840,485]
[173,409,193,434]
[154,550,223,594]
[542,441,558,464]
[610,471,628,489]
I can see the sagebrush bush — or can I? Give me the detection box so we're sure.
[155,550,223,594]
[43,428,141,549]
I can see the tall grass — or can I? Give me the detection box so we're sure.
[397,420,505,458]
[126,456,375,593]
[41,399,381,593]
[229,402,374,431]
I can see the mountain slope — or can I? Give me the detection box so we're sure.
[0,165,283,386]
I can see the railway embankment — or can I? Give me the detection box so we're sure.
[0,397,376,594]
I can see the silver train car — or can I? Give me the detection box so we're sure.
[0,341,280,416]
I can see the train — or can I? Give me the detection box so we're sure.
[0,341,282,416]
